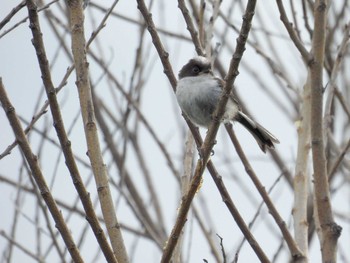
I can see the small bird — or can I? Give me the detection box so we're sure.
[176,56,279,153]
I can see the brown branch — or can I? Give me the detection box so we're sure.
[216,234,227,263]
[289,0,301,41]
[301,0,313,39]
[136,0,177,89]
[0,0,26,30]
[275,0,311,62]
[177,0,205,56]
[25,0,118,262]
[198,0,206,48]
[309,1,342,262]
[0,78,84,263]
[66,0,128,262]
[0,0,59,39]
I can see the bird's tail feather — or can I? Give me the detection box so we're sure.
[236,112,279,153]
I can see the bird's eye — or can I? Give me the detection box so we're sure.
[192,66,200,74]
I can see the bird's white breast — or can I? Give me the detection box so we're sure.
[176,75,239,126]
[176,75,216,97]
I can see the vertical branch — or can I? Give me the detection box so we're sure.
[324,23,350,144]
[66,0,129,262]
[173,131,195,263]
[309,1,342,262]
[7,169,26,262]
[204,0,222,57]
[293,75,311,259]
[25,0,119,261]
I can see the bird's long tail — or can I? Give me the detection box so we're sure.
[235,111,280,153]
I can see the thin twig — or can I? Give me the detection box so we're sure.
[235,173,283,256]
[275,0,311,62]
[216,234,227,263]
[0,230,44,262]
[136,0,177,89]
[177,0,205,56]
[0,0,26,30]
[324,23,350,142]
[225,123,305,261]
[6,167,25,262]
[301,0,313,39]
[90,2,192,41]
[328,138,350,181]
[0,0,59,39]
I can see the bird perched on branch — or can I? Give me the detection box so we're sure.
[176,56,279,153]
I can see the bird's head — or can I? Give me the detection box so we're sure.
[178,56,212,79]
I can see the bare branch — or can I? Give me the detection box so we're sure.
[275,0,311,62]
[293,75,311,259]
[309,1,342,261]
[25,0,119,261]
[178,0,205,56]
[66,0,128,261]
